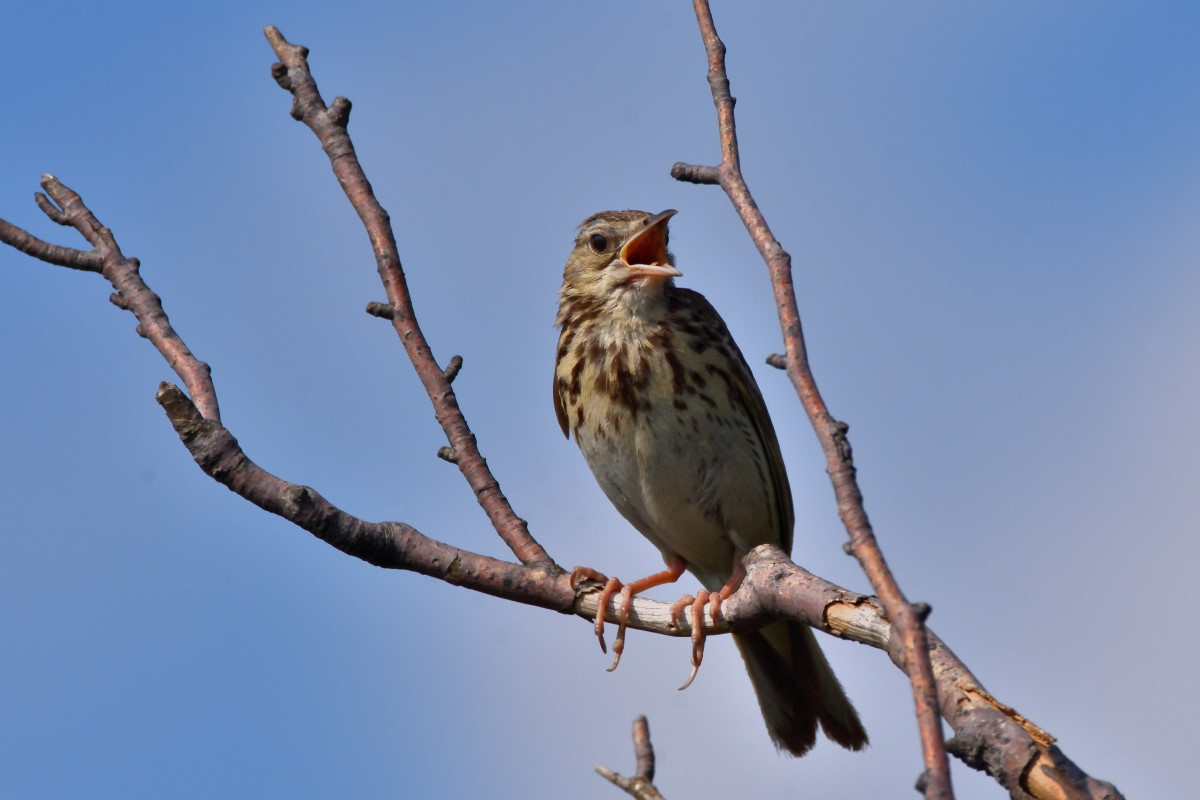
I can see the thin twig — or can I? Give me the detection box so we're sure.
[0,215,102,271]
[675,2,953,797]
[365,300,394,319]
[595,717,667,800]
[442,354,463,383]
[0,175,221,422]
[264,25,551,567]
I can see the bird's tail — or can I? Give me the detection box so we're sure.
[733,620,868,756]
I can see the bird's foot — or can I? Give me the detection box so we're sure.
[573,558,689,674]
[668,593,695,629]
[607,584,637,672]
[570,565,609,589]
[571,566,623,655]
[679,590,712,690]
[677,581,734,690]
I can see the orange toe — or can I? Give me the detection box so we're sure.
[669,594,695,629]
[679,590,710,690]
[607,584,637,672]
[592,575,623,655]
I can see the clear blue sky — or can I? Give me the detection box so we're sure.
[3,2,1196,798]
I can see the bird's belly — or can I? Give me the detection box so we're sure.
[576,405,772,591]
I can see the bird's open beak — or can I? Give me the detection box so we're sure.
[621,209,682,279]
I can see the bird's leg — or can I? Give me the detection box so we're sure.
[606,557,688,672]
[678,563,747,690]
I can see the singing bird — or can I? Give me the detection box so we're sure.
[554,210,867,756]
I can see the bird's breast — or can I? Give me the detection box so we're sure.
[554,319,778,588]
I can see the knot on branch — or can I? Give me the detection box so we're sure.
[281,484,327,529]
[829,418,853,464]
[270,62,291,91]
[329,97,352,127]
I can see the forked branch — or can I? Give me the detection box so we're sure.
[596,716,667,800]
[265,25,550,567]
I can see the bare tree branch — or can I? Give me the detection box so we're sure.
[0,174,221,422]
[729,548,1124,800]
[596,716,667,800]
[155,381,569,607]
[0,214,101,271]
[263,25,551,568]
[672,2,952,796]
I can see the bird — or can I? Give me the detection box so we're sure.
[553,209,867,756]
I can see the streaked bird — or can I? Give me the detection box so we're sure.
[554,209,867,755]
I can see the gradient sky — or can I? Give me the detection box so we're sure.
[3,3,1197,798]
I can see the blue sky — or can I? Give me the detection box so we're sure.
[3,3,1197,798]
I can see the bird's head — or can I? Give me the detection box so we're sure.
[561,210,681,304]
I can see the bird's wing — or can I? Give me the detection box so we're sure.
[681,289,795,555]
[729,348,795,554]
[553,324,573,439]
[553,376,570,438]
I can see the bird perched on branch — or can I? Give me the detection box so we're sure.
[554,209,867,756]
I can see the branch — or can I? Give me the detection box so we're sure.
[144,381,1137,800]
[263,25,550,567]
[674,3,1067,799]
[593,547,1124,800]
[673,6,1126,799]
[0,175,220,422]
[596,716,667,800]
[0,214,101,271]
[727,548,1124,800]
[154,381,570,607]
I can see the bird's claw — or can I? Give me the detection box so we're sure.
[570,565,610,590]
[678,589,728,690]
[606,585,636,671]
[571,567,620,654]
[595,575,624,657]
[678,590,710,690]
[679,661,701,691]
[575,561,701,679]
[606,644,621,670]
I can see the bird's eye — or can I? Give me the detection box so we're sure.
[589,233,609,253]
